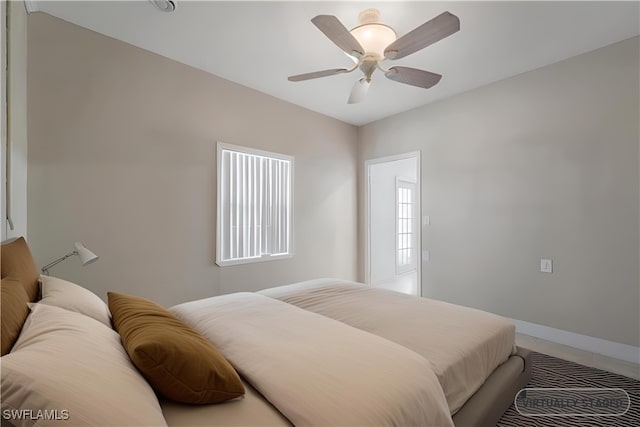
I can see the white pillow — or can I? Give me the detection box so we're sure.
[39,275,111,327]
[1,303,167,427]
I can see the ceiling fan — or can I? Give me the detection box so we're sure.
[288,9,460,104]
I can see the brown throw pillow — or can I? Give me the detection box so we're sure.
[1,237,40,302]
[108,292,244,404]
[1,277,31,355]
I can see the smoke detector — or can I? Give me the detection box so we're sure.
[149,0,177,13]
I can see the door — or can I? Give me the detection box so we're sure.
[366,152,421,296]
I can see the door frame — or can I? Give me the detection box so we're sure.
[364,151,422,296]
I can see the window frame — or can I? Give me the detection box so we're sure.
[395,176,417,275]
[216,142,294,267]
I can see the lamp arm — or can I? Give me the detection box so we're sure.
[41,250,78,275]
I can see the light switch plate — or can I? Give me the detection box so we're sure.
[540,259,553,273]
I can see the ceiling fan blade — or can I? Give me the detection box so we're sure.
[288,68,351,82]
[347,78,370,104]
[311,15,364,57]
[385,66,442,89]
[384,11,460,60]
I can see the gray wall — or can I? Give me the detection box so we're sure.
[27,13,358,306]
[359,37,639,347]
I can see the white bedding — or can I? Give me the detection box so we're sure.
[260,279,516,415]
[161,380,291,427]
[171,292,454,427]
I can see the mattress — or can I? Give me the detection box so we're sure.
[260,278,516,415]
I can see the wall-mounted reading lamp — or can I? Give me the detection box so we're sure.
[41,242,99,276]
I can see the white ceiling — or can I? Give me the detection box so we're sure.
[33,1,639,126]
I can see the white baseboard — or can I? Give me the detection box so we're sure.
[512,319,640,365]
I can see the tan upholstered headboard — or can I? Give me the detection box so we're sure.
[1,237,40,302]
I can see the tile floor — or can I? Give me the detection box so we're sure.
[516,333,640,380]
[373,271,418,296]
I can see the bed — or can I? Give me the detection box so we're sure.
[259,279,531,421]
[1,237,531,426]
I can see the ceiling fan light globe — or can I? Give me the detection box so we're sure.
[350,23,396,60]
[348,78,370,104]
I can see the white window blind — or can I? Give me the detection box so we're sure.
[216,143,293,266]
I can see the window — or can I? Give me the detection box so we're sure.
[216,143,293,266]
[396,178,416,274]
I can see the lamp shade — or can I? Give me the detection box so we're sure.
[74,242,99,266]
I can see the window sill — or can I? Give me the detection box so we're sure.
[216,253,293,267]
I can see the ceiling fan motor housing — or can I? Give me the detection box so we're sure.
[358,8,382,25]
[358,60,378,81]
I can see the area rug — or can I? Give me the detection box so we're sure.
[496,351,639,426]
